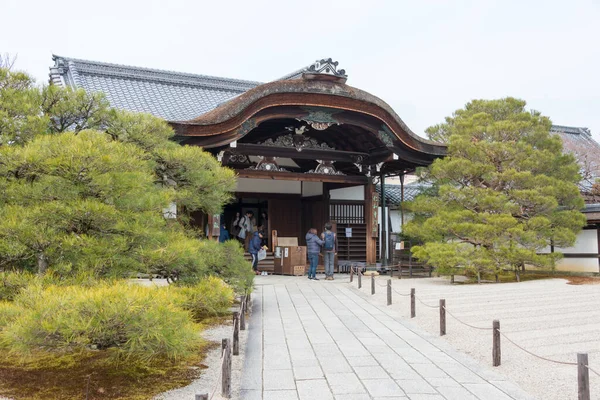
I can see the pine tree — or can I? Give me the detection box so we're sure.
[406,98,586,282]
[0,68,239,279]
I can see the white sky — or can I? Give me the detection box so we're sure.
[2,0,599,142]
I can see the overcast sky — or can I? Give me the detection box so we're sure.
[2,0,599,142]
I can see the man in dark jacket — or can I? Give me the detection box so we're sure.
[249,230,264,275]
[305,228,324,280]
[321,222,338,280]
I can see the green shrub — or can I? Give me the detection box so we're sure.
[176,276,234,321]
[1,281,200,367]
[0,271,102,301]
[0,301,20,329]
[184,240,253,293]
[0,271,36,301]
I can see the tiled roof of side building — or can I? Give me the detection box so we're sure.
[376,183,428,208]
[49,55,262,121]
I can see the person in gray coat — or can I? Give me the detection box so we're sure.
[305,228,324,280]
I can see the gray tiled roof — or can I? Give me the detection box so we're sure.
[49,55,261,121]
[551,125,600,192]
[377,183,427,207]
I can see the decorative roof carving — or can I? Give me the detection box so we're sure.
[246,156,288,172]
[258,134,335,152]
[305,58,347,79]
[307,160,345,176]
[296,107,342,131]
[377,125,395,147]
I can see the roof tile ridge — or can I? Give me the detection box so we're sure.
[54,55,262,87]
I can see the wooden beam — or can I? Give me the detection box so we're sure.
[234,144,369,163]
[236,169,368,184]
[365,182,377,264]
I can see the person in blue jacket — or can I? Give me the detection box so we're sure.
[305,228,324,280]
[249,230,264,275]
[219,224,230,243]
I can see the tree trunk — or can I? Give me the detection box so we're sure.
[37,252,48,275]
[477,271,481,284]
[495,274,499,283]
[515,269,520,282]
[451,275,455,284]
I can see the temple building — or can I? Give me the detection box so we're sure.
[49,56,599,272]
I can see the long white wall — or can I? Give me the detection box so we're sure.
[302,182,323,197]
[236,178,301,194]
[329,185,364,201]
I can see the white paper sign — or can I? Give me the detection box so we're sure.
[345,228,352,238]
[284,248,289,258]
[395,241,405,250]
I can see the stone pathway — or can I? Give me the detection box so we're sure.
[240,275,535,400]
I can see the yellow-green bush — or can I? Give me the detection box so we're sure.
[176,276,235,321]
[0,281,200,367]
[0,270,102,302]
[0,301,20,329]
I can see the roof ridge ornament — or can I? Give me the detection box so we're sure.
[303,58,348,83]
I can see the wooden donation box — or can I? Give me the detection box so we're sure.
[274,237,307,276]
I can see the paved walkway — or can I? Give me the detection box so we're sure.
[240,276,535,400]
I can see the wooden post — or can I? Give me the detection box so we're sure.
[233,311,240,356]
[350,266,354,282]
[195,395,208,400]
[245,292,251,315]
[365,182,377,264]
[410,288,415,318]
[222,338,231,398]
[358,271,362,289]
[371,274,375,295]
[439,299,446,336]
[578,353,590,400]
[493,320,501,367]
[387,279,392,305]
[240,296,246,331]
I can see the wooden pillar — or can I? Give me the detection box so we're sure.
[597,225,600,273]
[380,171,388,266]
[400,172,405,228]
[365,181,377,264]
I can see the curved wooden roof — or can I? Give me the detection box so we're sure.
[170,78,447,160]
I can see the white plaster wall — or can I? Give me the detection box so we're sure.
[329,185,364,201]
[236,178,301,194]
[302,181,323,197]
[554,258,599,273]
[554,229,598,253]
[389,210,413,233]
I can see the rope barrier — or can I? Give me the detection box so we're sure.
[415,296,439,308]
[347,266,600,389]
[209,347,226,400]
[497,330,577,366]
[586,365,600,377]
[441,306,493,331]
[391,287,411,296]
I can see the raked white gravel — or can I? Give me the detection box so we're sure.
[350,275,600,400]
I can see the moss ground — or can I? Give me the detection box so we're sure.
[0,340,217,400]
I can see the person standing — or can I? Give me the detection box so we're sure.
[231,212,241,240]
[305,228,324,280]
[249,230,264,275]
[238,211,255,251]
[219,223,230,243]
[321,222,338,280]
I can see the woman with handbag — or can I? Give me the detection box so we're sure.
[249,230,264,275]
